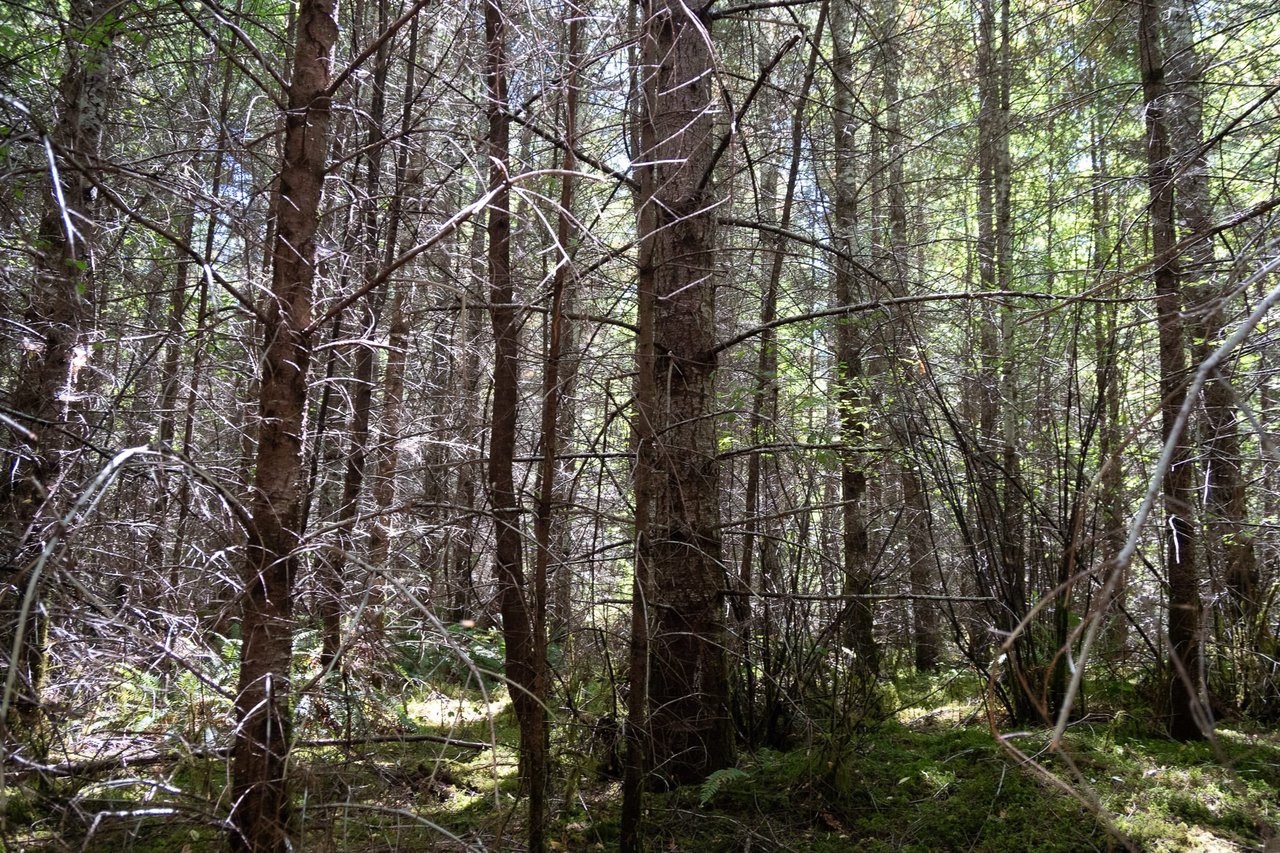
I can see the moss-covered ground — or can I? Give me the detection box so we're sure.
[5,665,1278,851]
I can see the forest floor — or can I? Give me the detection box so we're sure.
[4,662,1279,851]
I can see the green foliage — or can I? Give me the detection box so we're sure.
[396,623,506,689]
[634,683,1280,852]
[1,786,38,828]
[12,654,1280,852]
[698,767,749,806]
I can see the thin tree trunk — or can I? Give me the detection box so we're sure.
[1138,0,1204,741]
[482,2,542,847]
[524,5,583,848]
[737,2,827,736]
[975,0,1035,720]
[365,14,418,593]
[830,0,878,678]
[451,286,483,622]
[318,0,392,670]
[367,285,407,570]
[1,0,113,751]
[229,0,337,846]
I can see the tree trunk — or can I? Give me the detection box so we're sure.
[975,0,1036,721]
[367,295,406,568]
[526,3,583,847]
[365,13,419,631]
[632,0,734,789]
[482,1,543,847]
[1138,0,1205,741]
[229,0,337,847]
[318,0,392,670]
[1165,0,1259,661]
[737,3,826,736]
[830,0,879,678]
[1,0,113,752]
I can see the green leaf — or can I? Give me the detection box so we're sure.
[699,767,748,806]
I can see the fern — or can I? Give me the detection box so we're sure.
[699,767,749,806]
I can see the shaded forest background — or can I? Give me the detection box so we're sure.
[1,0,1279,849]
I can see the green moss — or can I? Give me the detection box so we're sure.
[9,667,1278,851]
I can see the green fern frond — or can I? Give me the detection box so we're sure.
[699,767,749,806]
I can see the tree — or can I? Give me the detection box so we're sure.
[2,0,1280,848]
[1138,0,1205,742]
[229,0,338,846]
[482,1,547,847]
[631,0,734,791]
[316,0,395,672]
[1,0,116,754]
[829,0,879,680]
[1165,0,1263,708]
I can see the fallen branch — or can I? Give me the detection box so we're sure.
[5,732,493,781]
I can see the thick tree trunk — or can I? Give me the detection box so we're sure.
[1138,0,1204,741]
[632,0,734,789]
[229,0,337,847]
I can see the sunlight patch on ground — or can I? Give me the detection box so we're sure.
[897,702,982,728]
[406,689,511,732]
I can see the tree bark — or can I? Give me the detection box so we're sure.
[482,1,543,847]
[365,14,419,635]
[229,0,337,847]
[1,0,113,752]
[737,3,826,736]
[1165,0,1258,653]
[632,0,734,788]
[318,0,392,670]
[1138,0,1205,741]
[830,0,878,678]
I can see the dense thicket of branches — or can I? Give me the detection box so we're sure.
[2,0,1278,848]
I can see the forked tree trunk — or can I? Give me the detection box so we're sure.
[229,0,337,847]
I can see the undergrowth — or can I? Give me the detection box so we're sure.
[6,663,1279,851]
